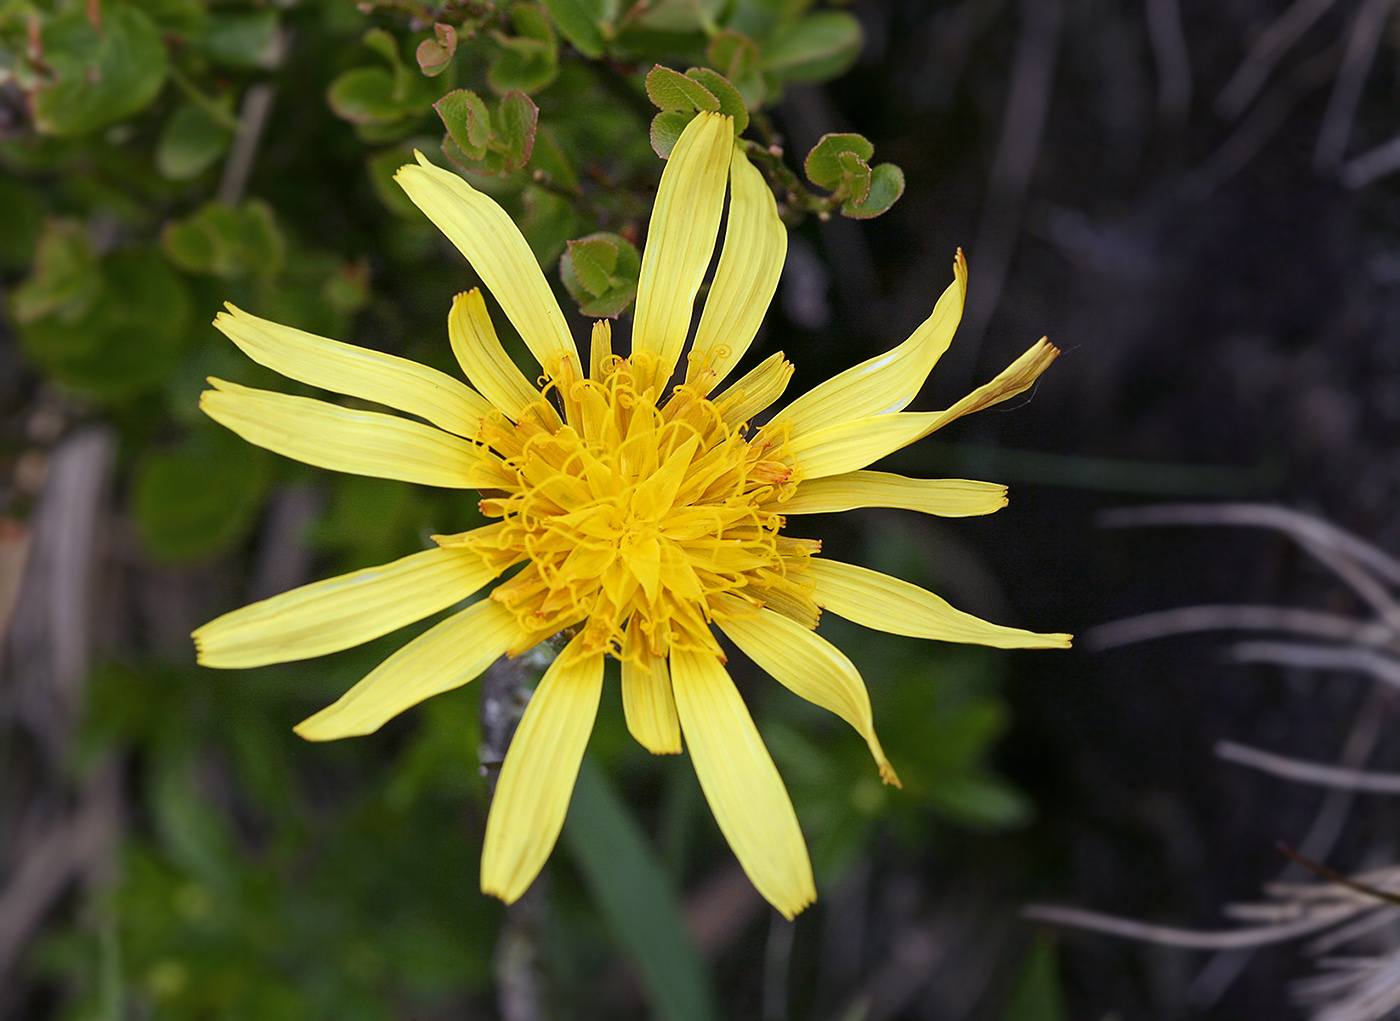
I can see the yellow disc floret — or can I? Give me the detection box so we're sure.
[438,338,818,664]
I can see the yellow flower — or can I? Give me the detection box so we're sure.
[193,111,1070,919]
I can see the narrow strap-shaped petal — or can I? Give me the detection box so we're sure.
[632,112,731,384]
[395,154,578,373]
[481,634,604,903]
[201,379,502,489]
[784,410,934,479]
[448,288,551,422]
[717,609,899,786]
[295,598,525,740]
[778,471,1007,517]
[783,338,1061,480]
[712,351,793,428]
[214,304,492,439]
[670,647,815,919]
[195,545,499,668]
[777,252,967,435]
[621,627,681,754]
[809,558,1072,648]
[689,146,786,393]
[910,338,1060,440]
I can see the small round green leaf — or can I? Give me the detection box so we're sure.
[761,11,862,85]
[804,132,874,189]
[18,249,195,401]
[31,6,168,137]
[685,67,747,134]
[645,65,720,113]
[648,110,694,159]
[156,101,234,181]
[134,426,272,564]
[842,162,905,219]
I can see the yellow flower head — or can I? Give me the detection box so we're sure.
[193,111,1069,919]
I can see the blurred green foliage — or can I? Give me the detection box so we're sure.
[4,0,1052,1015]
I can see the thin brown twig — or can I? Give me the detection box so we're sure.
[1086,605,1396,652]
[1315,0,1397,171]
[1217,741,1400,794]
[1230,641,1400,689]
[1216,0,1343,119]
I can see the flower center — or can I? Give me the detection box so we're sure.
[450,350,819,661]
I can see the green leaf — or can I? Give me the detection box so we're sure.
[0,177,44,271]
[161,200,285,277]
[435,89,493,159]
[684,67,747,134]
[361,27,403,70]
[645,64,719,113]
[843,162,904,219]
[762,11,862,84]
[133,425,272,564]
[706,31,764,108]
[561,232,640,317]
[541,0,611,58]
[17,248,194,402]
[31,6,168,136]
[495,91,540,169]
[837,150,871,203]
[567,236,618,295]
[199,9,281,70]
[804,133,874,189]
[11,219,100,325]
[1002,937,1066,1021]
[563,759,718,1021]
[156,101,234,181]
[416,24,458,77]
[629,0,724,33]
[327,67,408,125]
[488,34,558,95]
[649,110,694,159]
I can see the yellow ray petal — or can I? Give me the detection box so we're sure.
[784,410,934,479]
[784,338,1061,479]
[632,112,731,383]
[913,338,1061,439]
[717,609,899,786]
[711,351,794,428]
[689,146,786,392]
[295,598,524,741]
[778,471,1007,517]
[395,154,578,373]
[447,289,552,422]
[214,304,492,439]
[621,630,681,754]
[481,635,605,903]
[777,251,967,435]
[809,558,1072,649]
[201,378,502,489]
[670,647,815,919]
[195,546,498,668]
